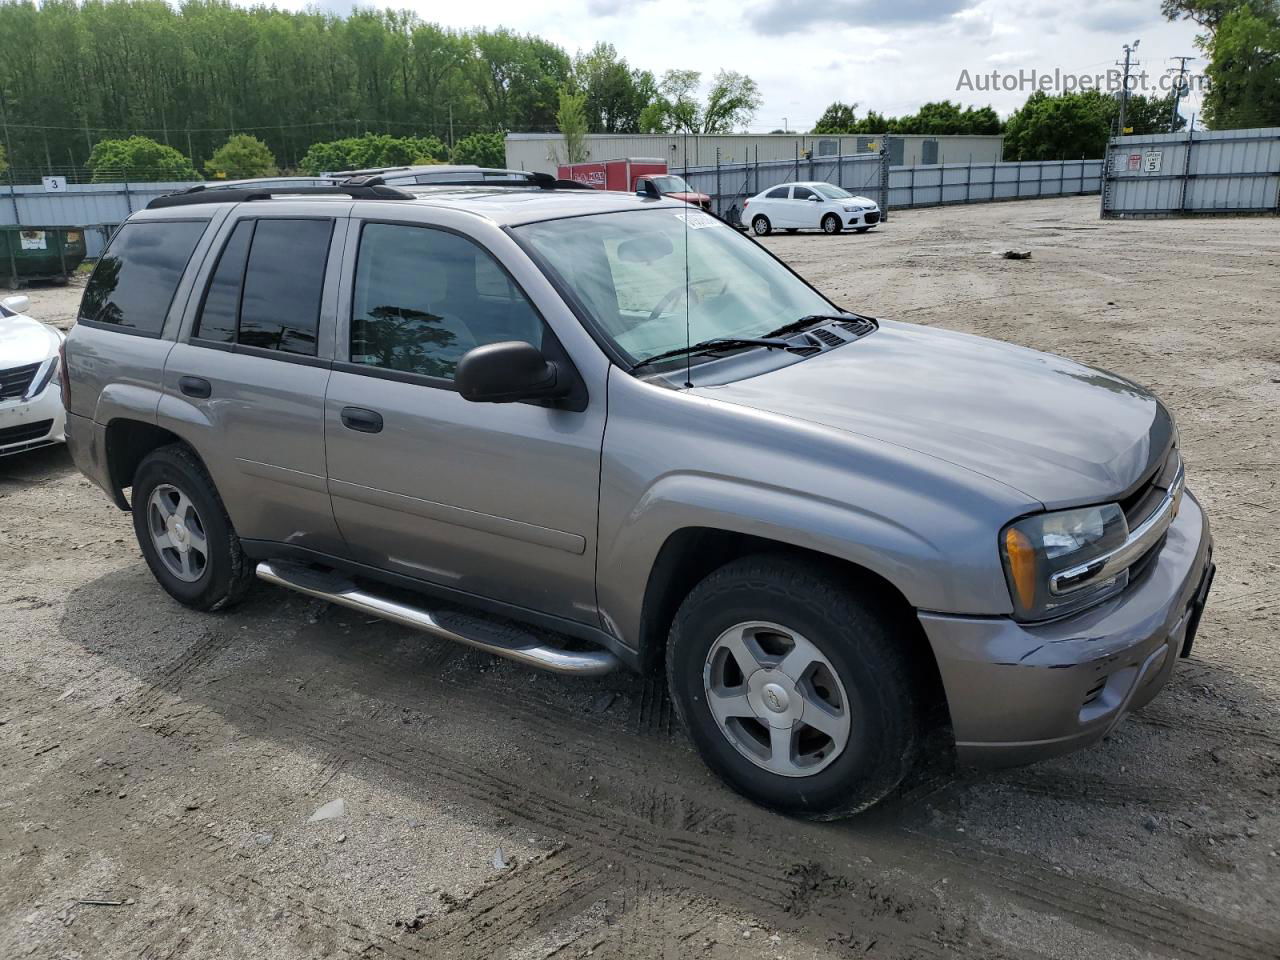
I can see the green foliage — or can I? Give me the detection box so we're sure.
[812,102,859,134]
[299,133,446,174]
[87,137,198,182]
[573,43,655,133]
[1002,90,1182,160]
[204,135,278,180]
[0,143,6,177]
[450,132,506,168]
[556,87,589,163]
[1202,4,1280,128]
[640,69,761,134]
[809,99,1002,136]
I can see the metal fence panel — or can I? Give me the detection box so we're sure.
[1102,126,1280,217]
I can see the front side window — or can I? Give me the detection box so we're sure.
[192,218,333,356]
[517,209,833,367]
[350,223,544,381]
[81,220,207,334]
[793,186,816,201]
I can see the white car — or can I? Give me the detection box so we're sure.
[741,181,881,236]
[0,294,66,457]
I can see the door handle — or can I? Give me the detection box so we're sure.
[179,376,211,399]
[340,406,383,434]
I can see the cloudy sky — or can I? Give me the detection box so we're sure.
[281,0,1209,128]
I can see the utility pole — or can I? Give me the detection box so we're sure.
[1117,39,1141,136]
[448,104,454,148]
[1168,56,1195,130]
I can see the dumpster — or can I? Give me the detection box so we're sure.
[0,227,87,285]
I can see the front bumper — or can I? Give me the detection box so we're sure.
[0,381,66,456]
[848,209,881,227]
[919,490,1212,767]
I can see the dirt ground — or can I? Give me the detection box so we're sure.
[2,196,1278,960]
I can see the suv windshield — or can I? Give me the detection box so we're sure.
[812,184,853,200]
[517,209,834,367]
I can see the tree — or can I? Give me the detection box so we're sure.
[1201,4,1280,128]
[1161,0,1244,29]
[298,133,446,174]
[573,43,654,133]
[701,71,762,133]
[556,87,589,163]
[450,132,506,168]
[87,137,199,182]
[204,134,278,180]
[812,102,859,134]
[0,143,6,177]
[1003,91,1114,160]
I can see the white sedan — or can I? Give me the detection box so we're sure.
[0,294,66,457]
[741,181,881,236]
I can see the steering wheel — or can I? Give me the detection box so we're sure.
[645,278,729,325]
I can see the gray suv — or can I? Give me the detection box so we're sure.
[63,168,1214,818]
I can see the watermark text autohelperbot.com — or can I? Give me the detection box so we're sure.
[957,68,1210,95]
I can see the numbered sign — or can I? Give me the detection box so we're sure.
[42,176,68,192]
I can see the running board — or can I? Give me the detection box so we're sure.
[255,560,619,677]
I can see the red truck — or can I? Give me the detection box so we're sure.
[557,158,712,210]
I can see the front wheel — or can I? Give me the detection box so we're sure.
[821,214,842,235]
[131,444,253,611]
[751,215,772,236]
[666,555,919,819]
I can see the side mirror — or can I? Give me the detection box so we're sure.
[456,341,567,404]
[805,195,819,202]
[2,294,31,313]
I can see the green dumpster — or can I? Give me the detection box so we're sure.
[0,226,88,285]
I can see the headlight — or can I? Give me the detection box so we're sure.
[843,205,864,212]
[1001,504,1129,620]
[26,355,59,399]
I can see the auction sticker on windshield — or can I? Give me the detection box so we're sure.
[673,212,717,229]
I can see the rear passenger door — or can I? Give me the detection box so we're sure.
[322,213,606,626]
[159,205,346,554]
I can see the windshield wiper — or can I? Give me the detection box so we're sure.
[630,337,817,372]
[761,314,851,339]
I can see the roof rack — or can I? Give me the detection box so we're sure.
[146,169,594,209]
[146,179,416,209]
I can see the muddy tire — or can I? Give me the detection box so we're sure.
[751,215,772,236]
[666,554,918,819]
[131,443,253,612]
[822,214,841,235]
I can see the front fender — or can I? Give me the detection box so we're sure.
[596,370,1034,650]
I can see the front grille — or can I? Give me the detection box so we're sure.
[1120,448,1181,528]
[0,418,53,446]
[864,211,881,225]
[0,362,40,400]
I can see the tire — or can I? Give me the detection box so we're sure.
[666,554,919,819]
[751,215,772,236]
[821,214,841,235]
[131,443,253,612]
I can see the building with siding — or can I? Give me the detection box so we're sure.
[505,132,1005,175]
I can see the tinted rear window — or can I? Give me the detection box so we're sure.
[80,220,207,335]
[237,219,332,356]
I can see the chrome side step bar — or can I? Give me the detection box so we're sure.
[256,560,619,677]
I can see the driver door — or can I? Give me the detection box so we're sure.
[790,185,819,228]
[322,215,606,625]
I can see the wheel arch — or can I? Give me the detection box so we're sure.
[104,418,209,510]
[636,527,951,728]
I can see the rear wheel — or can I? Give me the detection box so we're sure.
[666,555,919,819]
[821,214,841,235]
[751,215,772,236]
[131,444,253,611]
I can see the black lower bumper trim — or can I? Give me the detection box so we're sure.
[1180,557,1215,658]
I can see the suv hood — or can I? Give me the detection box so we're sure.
[0,313,61,369]
[697,319,1171,509]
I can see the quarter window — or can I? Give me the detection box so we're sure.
[350,223,544,381]
[80,220,207,335]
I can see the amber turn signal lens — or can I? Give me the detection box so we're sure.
[1004,527,1037,611]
